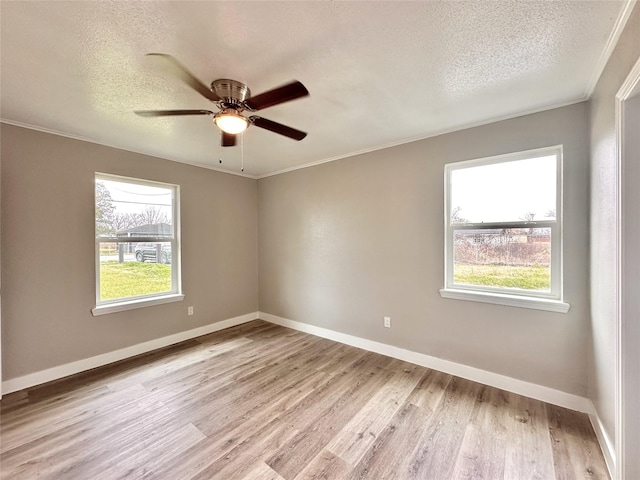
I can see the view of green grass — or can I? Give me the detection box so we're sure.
[454,263,550,291]
[100,261,171,300]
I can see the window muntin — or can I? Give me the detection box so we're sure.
[95,174,181,307]
[444,146,562,301]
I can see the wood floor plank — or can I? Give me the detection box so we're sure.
[147,335,315,419]
[325,364,424,466]
[1,383,150,457]
[200,368,332,441]
[139,370,332,480]
[0,320,609,480]
[294,449,352,479]
[189,419,299,480]
[165,335,335,431]
[349,402,437,479]
[137,435,231,480]
[190,358,323,436]
[241,462,286,480]
[143,370,332,478]
[401,377,484,479]
[142,336,301,400]
[102,337,256,393]
[503,392,557,480]
[195,320,276,345]
[259,353,398,477]
[546,403,609,480]
[2,385,174,479]
[0,385,114,453]
[406,368,452,412]
[450,386,510,479]
[310,342,370,375]
[94,423,206,480]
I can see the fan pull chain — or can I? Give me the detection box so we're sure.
[241,133,244,172]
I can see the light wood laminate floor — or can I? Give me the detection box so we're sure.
[0,320,608,479]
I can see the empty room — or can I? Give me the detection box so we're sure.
[1,1,639,479]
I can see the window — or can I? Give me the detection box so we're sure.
[92,173,183,315]
[440,146,569,313]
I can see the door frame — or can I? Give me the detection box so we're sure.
[615,55,640,480]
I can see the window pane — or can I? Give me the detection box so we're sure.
[450,155,556,224]
[95,174,179,306]
[453,228,551,291]
[98,241,172,301]
[96,178,173,239]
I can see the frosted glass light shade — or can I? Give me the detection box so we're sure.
[215,110,249,134]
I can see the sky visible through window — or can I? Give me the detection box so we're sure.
[99,178,172,219]
[451,155,556,224]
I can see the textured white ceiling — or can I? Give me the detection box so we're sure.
[0,1,630,178]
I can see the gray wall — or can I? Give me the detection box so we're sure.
[258,102,590,396]
[588,2,640,460]
[1,124,259,381]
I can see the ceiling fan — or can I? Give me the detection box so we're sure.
[135,54,309,147]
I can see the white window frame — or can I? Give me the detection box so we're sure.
[440,145,570,313]
[92,173,183,316]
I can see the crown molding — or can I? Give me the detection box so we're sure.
[584,0,637,98]
[0,119,258,179]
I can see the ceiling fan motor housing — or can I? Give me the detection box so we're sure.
[212,79,251,108]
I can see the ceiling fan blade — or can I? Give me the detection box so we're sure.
[244,81,309,111]
[135,109,214,117]
[250,116,307,141]
[221,132,236,147]
[146,53,220,102]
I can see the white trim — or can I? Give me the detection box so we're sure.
[439,288,570,313]
[442,145,566,307]
[614,55,640,480]
[91,293,185,316]
[614,73,624,480]
[1,312,258,395]
[589,400,617,479]
[584,0,638,97]
[94,173,183,312]
[616,55,640,100]
[259,312,589,413]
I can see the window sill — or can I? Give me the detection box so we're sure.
[439,288,570,313]
[92,293,185,316]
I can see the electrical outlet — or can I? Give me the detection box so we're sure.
[188,306,194,316]
[384,316,391,328]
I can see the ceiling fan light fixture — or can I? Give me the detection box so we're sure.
[215,109,249,134]
[136,56,309,144]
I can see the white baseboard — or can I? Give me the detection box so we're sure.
[3,309,609,467]
[588,401,616,479]
[1,312,258,395]
[259,311,591,414]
